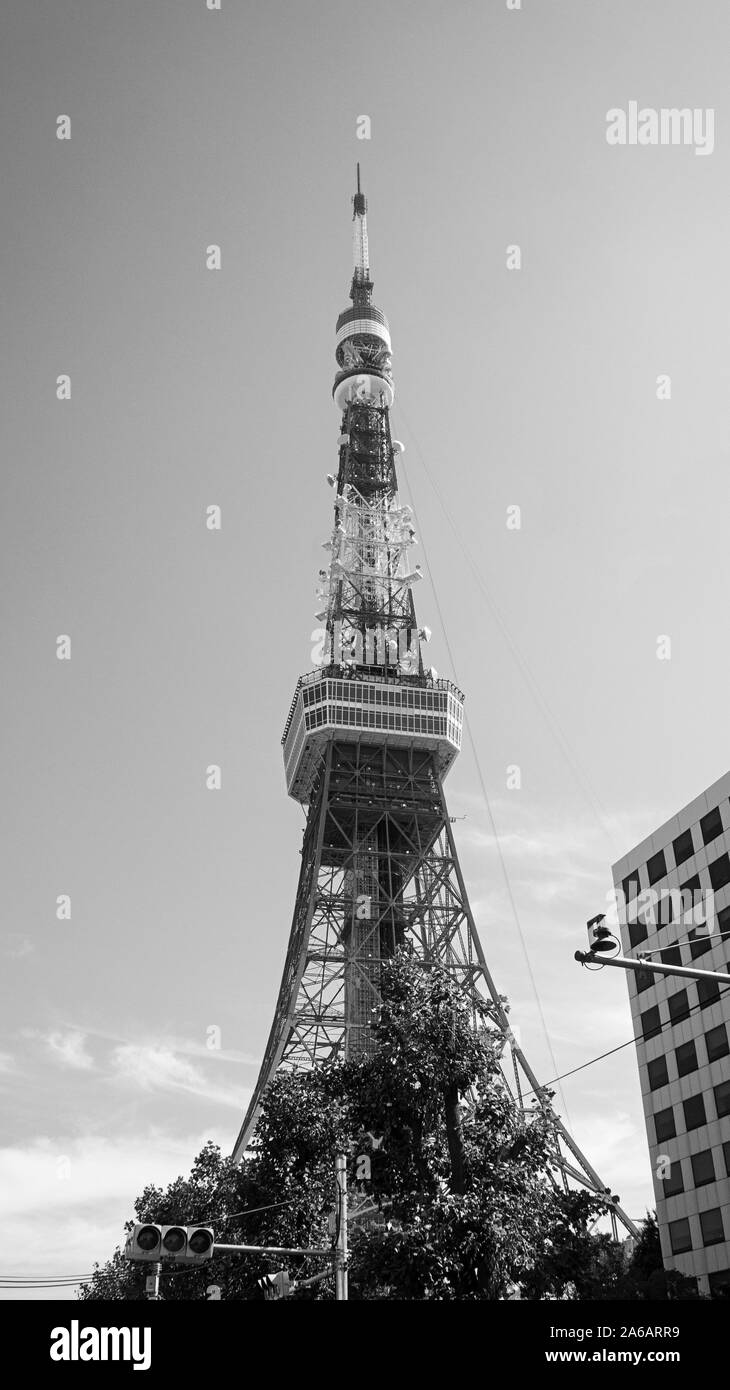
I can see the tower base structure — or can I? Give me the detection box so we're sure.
[233,729,637,1239]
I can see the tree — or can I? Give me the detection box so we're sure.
[81,950,615,1301]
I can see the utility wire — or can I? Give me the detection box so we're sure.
[398,440,573,1127]
[397,399,618,855]
[522,977,730,1099]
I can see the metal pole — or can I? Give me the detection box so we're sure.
[213,1243,332,1257]
[145,1262,161,1300]
[335,1152,348,1302]
[575,951,730,984]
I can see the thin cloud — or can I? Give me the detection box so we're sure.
[110,1044,246,1110]
[0,1127,243,1288]
[46,1031,94,1071]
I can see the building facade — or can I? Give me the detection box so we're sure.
[612,772,730,1295]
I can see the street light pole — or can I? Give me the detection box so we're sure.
[575,949,730,985]
[335,1152,348,1302]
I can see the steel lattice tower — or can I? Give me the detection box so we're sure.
[233,171,636,1239]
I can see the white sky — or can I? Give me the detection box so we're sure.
[2,0,730,1296]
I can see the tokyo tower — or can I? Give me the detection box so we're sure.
[233,168,635,1240]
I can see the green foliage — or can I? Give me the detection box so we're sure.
[80,951,634,1301]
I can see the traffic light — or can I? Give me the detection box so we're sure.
[586,914,616,953]
[125,1224,215,1263]
[257,1270,290,1300]
[126,1225,162,1262]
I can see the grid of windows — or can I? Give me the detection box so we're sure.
[618,790,730,1291]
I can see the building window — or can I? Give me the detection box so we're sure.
[690,1149,715,1188]
[669,1217,693,1254]
[623,869,641,905]
[656,892,674,927]
[680,874,703,926]
[683,1094,707,1131]
[635,967,654,994]
[675,1040,698,1077]
[647,850,667,886]
[714,1080,730,1118]
[668,989,690,1024]
[640,1006,662,1041]
[654,1107,676,1143]
[700,806,723,846]
[718,903,730,943]
[629,919,649,948]
[709,853,730,893]
[723,1141,730,1177]
[673,828,694,867]
[706,1023,729,1063]
[699,1208,725,1247]
[648,1056,669,1091]
[689,930,712,960]
[661,945,682,966]
[662,1162,684,1198]
[697,977,720,1009]
[709,1269,730,1295]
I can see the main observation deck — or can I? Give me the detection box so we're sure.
[282,669,464,803]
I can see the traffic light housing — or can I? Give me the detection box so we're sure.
[586,914,616,953]
[257,1270,290,1300]
[125,1224,214,1264]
